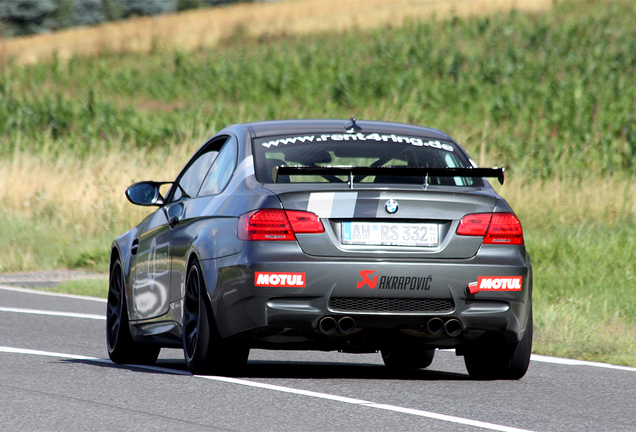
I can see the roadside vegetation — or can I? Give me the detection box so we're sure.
[1,1,635,366]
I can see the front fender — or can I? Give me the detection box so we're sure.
[110,227,139,318]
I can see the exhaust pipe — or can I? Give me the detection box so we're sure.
[318,316,337,335]
[425,317,445,336]
[337,317,356,335]
[444,319,463,337]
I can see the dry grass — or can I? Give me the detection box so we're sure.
[0,145,194,235]
[494,176,636,230]
[0,0,551,65]
[2,144,634,236]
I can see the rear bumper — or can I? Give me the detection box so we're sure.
[201,242,532,349]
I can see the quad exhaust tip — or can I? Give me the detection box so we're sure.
[444,318,463,337]
[318,316,357,335]
[318,316,337,335]
[425,317,445,336]
[424,317,463,337]
[319,316,461,337]
[337,316,356,335]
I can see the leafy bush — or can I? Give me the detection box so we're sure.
[0,0,57,36]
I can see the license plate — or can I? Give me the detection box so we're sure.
[341,222,439,247]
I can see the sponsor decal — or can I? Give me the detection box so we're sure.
[357,270,378,289]
[378,275,432,291]
[357,270,432,291]
[261,133,454,152]
[255,272,306,287]
[135,238,170,291]
[477,276,522,291]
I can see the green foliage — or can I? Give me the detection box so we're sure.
[48,278,108,298]
[2,2,636,179]
[0,0,57,36]
[65,248,110,271]
[0,211,112,274]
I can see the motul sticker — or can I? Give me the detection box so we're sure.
[255,272,306,287]
[477,276,523,291]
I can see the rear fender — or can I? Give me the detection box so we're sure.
[176,218,244,305]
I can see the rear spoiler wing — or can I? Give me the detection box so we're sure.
[275,166,505,188]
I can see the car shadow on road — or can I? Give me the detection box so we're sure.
[236,360,470,381]
[64,357,469,381]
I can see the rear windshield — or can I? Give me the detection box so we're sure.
[253,132,479,187]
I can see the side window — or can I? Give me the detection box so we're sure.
[199,136,238,196]
[172,149,219,201]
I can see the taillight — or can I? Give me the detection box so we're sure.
[456,213,524,245]
[456,213,492,236]
[238,209,324,241]
[484,213,524,245]
[285,210,324,233]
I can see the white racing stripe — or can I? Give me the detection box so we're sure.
[0,307,104,320]
[0,345,535,432]
[307,192,358,218]
[0,285,107,302]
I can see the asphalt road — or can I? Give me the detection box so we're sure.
[1,285,635,432]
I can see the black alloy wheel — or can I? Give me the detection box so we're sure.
[183,260,204,366]
[464,309,533,380]
[183,258,249,375]
[106,257,160,365]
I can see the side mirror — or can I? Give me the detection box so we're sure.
[125,181,170,206]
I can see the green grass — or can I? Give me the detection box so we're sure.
[0,210,113,274]
[2,1,636,366]
[46,279,109,298]
[528,222,636,366]
[2,2,636,177]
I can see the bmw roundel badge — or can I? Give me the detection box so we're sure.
[385,199,399,214]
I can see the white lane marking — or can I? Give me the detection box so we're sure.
[0,307,104,320]
[198,375,537,432]
[531,354,636,372]
[0,285,107,302]
[0,346,191,375]
[0,346,535,432]
[0,346,107,361]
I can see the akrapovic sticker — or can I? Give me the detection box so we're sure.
[477,276,522,291]
[255,272,306,287]
[357,270,432,291]
[261,134,454,152]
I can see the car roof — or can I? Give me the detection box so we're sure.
[227,119,455,141]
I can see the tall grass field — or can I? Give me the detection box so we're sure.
[1,1,635,366]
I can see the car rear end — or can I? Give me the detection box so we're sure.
[213,122,532,356]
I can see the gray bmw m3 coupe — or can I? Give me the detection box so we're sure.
[107,119,532,379]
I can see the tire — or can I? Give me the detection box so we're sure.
[106,257,161,365]
[381,347,435,369]
[183,258,249,375]
[464,309,533,380]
